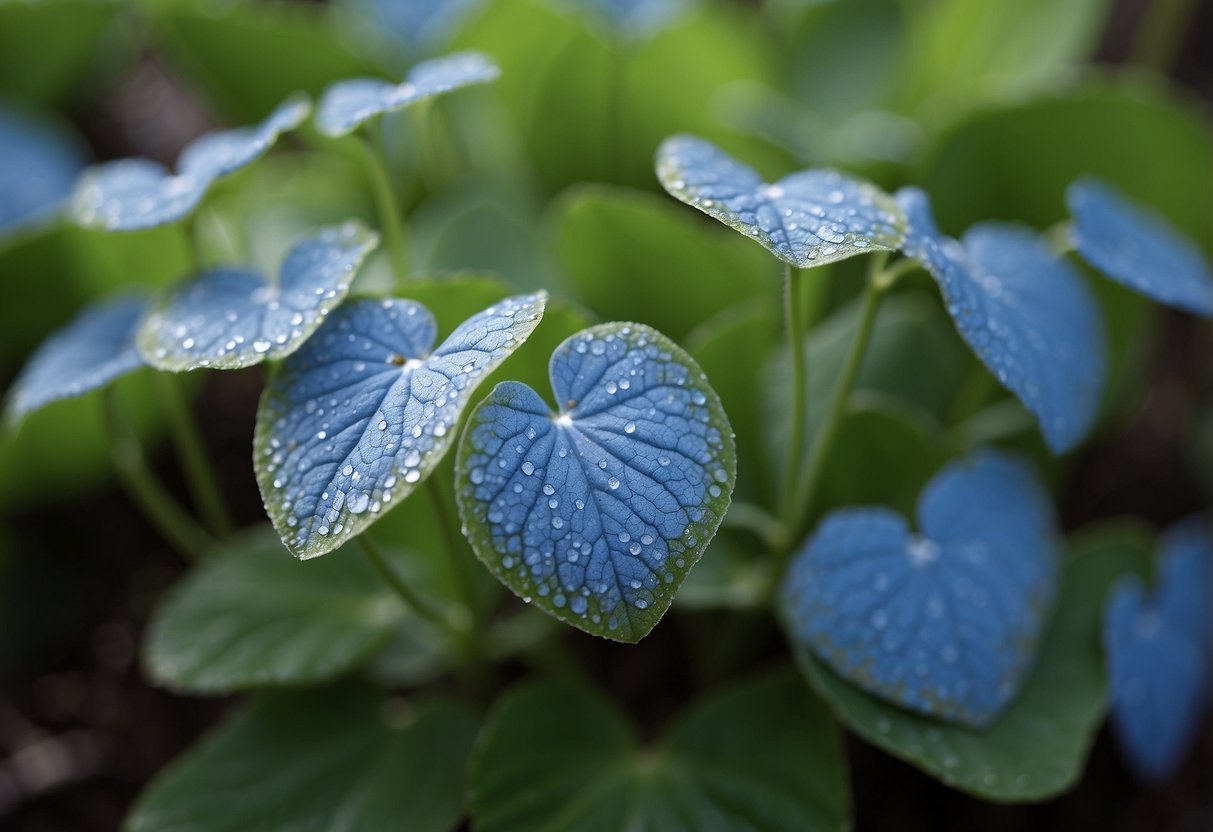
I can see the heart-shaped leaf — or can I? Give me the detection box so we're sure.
[1104,516,1213,782]
[790,523,1150,801]
[5,295,148,422]
[137,223,378,371]
[316,50,500,137]
[896,188,1107,453]
[782,451,1059,728]
[256,292,547,559]
[1068,177,1213,318]
[456,322,736,643]
[69,94,310,232]
[126,684,479,832]
[0,104,84,235]
[144,529,425,693]
[469,669,849,832]
[656,134,905,268]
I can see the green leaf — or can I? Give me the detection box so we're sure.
[125,685,479,832]
[785,522,1154,802]
[157,3,376,122]
[550,185,777,340]
[143,529,441,693]
[470,668,849,831]
[0,1,122,109]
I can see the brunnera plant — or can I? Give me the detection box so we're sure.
[2,25,1212,832]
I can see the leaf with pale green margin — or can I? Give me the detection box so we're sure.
[457,323,735,642]
[143,529,452,693]
[549,185,777,340]
[256,292,547,558]
[784,522,1153,801]
[137,223,378,371]
[125,684,479,832]
[469,668,849,832]
[656,134,905,268]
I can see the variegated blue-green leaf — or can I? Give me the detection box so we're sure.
[137,223,377,371]
[1068,177,1213,318]
[69,94,310,232]
[456,322,736,643]
[5,295,148,423]
[256,292,547,559]
[782,451,1059,729]
[897,188,1106,453]
[1104,516,1213,783]
[0,104,84,235]
[655,134,904,268]
[315,50,500,137]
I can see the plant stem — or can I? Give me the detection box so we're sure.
[425,476,479,633]
[357,128,409,281]
[102,390,215,561]
[357,532,469,641]
[1131,0,1197,73]
[154,373,234,538]
[779,262,808,521]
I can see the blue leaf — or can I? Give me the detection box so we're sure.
[456,323,736,643]
[69,95,311,232]
[896,188,1106,453]
[0,105,84,235]
[256,292,547,559]
[1104,516,1213,782]
[5,296,148,422]
[782,451,1059,728]
[1067,177,1213,318]
[316,51,501,138]
[137,223,378,371]
[655,134,905,268]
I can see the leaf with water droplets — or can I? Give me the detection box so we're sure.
[5,295,148,423]
[456,322,736,643]
[0,105,84,236]
[1068,177,1213,318]
[69,94,310,232]
[1104,516,1213,783]
[788,522,1147,801]
[256,292,547,559]
[316,50,500,137]
[137,223,378,371]
[897,188,1107,453]
[783,451,1059,729]
[655,134,905,268]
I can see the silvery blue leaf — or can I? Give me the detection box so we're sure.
[897,188,1107,453]
[656,134,905,268]
[1068,177,1213,318]
[137,223,378,371]
[5,295,148,422]
[1104,516,1213,782]
[456,322,736,642]
[0,105,84,235]
[256,292,547,559]
[782,451,1059,728]
[316,51,500,138]
[69,94,311,232]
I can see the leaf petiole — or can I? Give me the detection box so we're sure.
[779,263,808,523]
[357,127,410,281]
[102,389,216,561]
[356,532,473,646]
[154,373,235,539]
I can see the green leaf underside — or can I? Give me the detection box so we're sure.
[143,529,435,693]
[125,685,478,832]
[470,668,849,832]
[786,523,1153,802]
